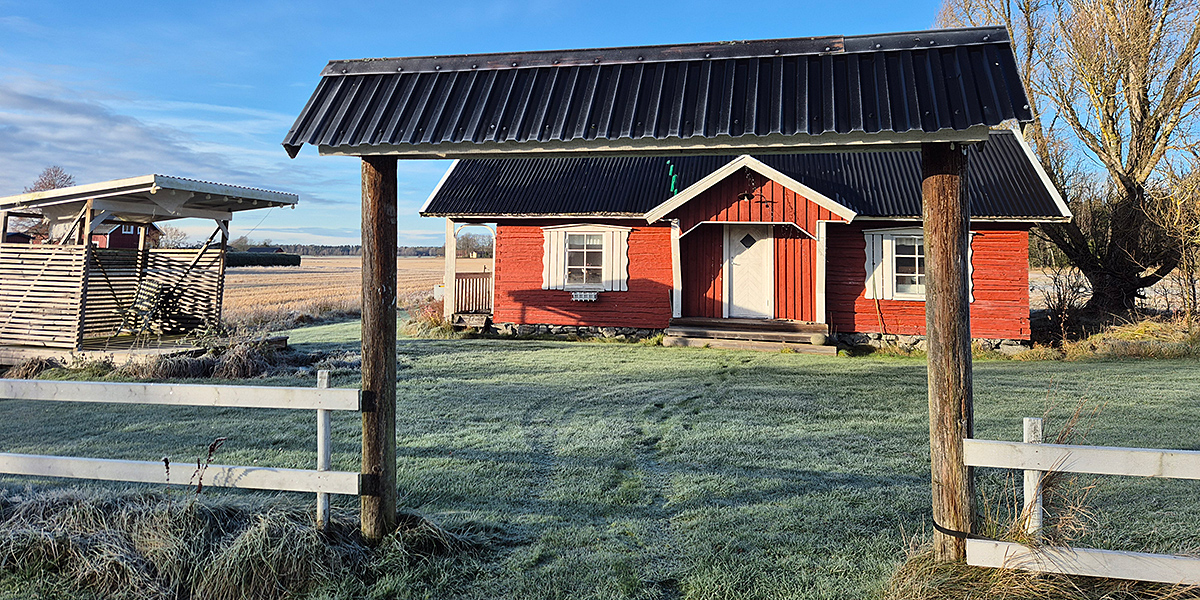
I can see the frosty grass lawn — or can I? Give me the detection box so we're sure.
[2,320,1199,599]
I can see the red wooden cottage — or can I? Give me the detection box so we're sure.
[424,129,1069,350]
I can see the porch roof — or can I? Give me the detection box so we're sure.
[283,26,1031,159]
[420,129,1070,222]
[0,175,298,224]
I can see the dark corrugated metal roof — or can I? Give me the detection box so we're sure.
[284,27,1032,158]
[421,130,1067,220]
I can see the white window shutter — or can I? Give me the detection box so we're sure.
[602,229,630,292]
[863,233,885,299]
[542,229,566,290]
[967,233,975,303]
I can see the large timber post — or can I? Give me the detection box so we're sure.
[361,156,398,543]
[921,142,975,562]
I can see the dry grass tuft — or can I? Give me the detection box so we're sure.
[881,542,1200,600]
[401,299,462,339]
[2,357,63,379]
[0,488,480,600]
[210,342,274,379]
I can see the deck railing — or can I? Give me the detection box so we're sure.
[454,272,492,314]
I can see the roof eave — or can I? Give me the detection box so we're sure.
[316,126,996,160]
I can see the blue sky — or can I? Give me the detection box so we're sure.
[0,0,942,246]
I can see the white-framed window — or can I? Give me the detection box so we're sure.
[120,225,137,235]
[893,235,925,296]
[542,224,630,291]
[566,232,604,287]
[864,227,972,302]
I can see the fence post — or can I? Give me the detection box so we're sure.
[1023,417,1044,537]
[316,370,332,530]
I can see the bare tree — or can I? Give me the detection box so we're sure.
[152,225,193,249]
[23,166,75,193]
[456,232,494,258]
[1148,158,1200,329]
[11,166,78,240]
[939,0,1200,314]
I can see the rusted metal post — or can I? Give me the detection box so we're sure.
[922,142,975,562]
[360,156,398,543]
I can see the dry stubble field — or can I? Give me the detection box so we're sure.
[222,256,490,325]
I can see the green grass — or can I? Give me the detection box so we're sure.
[2,321,1199,599]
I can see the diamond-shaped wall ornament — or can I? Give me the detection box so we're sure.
[740,234,756,249]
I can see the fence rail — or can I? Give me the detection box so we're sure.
[454,272,492,314]
[963,419,1200,586]
[0,371,360,529]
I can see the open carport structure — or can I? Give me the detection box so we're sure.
[282,25,1033,558]
[0,175,297,363]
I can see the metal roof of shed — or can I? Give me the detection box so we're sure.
[0,175,298,224]
[421,129,1070,222]
[283,26,1032,159]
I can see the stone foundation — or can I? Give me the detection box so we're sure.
[832,332,1029,355]
[488,322,664,342]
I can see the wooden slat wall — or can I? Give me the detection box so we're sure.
[0,244,87,349]
[82,248,224,338]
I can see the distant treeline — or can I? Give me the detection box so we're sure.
[272,245,446,257]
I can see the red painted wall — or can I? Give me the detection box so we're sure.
[493,220,673,328]
[825,222,1031,339]
[674,168,842,321]
[680,225,723,318]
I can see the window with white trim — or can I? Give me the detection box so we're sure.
[120,225,137,235]
[542,224,630,291]
[893,235,925,296]
[566,233,604,286]
[864,228,972,302]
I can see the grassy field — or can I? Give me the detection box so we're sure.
[222,256,490,325]
[1,326,1199,599]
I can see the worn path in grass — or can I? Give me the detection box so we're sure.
[1,323,1199,599]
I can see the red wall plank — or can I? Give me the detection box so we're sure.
[493,220,673,328]
[824,222,1031,339]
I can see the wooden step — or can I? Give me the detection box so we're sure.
[665,326,821,344]
[663,335,837,355]
[669,317,828,334]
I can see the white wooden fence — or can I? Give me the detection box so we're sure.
[963,417,1200,586]
[0,372,361,529]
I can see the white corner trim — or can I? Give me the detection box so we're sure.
[642,155,857,223]
[419,159,461,214]
[815,220,830,324]
[671,220,682,319]
[1009,125,1073,221]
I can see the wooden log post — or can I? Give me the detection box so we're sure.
[922,142,975,562]
[360,156,398,543]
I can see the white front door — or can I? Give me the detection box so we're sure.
[725,224,773,319]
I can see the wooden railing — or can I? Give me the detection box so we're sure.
[963,417,1200,585]
[454,272,492,314]
[0,371,362,529]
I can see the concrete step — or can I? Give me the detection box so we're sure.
[663,335,838,354]
[669,317,828,334]
[664,326,823,344]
